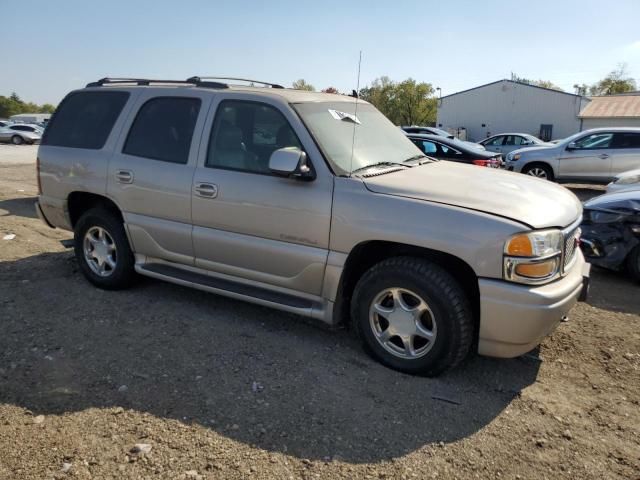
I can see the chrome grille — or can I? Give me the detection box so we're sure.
[563,228,580,269]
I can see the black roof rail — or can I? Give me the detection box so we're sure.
[188,76,284,89]
[86,77,229,89]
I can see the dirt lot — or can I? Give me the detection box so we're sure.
[1,145,638,480]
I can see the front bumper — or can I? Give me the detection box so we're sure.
[478,251,589,358]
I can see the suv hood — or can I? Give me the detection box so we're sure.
[362,162,581,229]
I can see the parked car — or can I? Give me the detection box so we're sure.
[580,190,640,282]
[504,128,640,182]
[0,124,42,145]
[479,133,552,156]
[0,119,12,128]
[607,168,640,193]
[407,133,502,167]
[402,125,485,150]
[36,76,589,376]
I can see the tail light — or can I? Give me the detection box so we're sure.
[473,158,501,168]
[36,156,42,195]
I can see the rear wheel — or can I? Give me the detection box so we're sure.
[11,135,24,145]
[627,246,640,283]
[73,208,136,290]
[523,163,554,181]
[351,256,473,376]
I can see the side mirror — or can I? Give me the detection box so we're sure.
[566,142,577,150]
[269,147,315,181]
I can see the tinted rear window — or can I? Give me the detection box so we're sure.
[42,91,129,149]
[123,97,201,164]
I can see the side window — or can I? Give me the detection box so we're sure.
[123,97,201,164]
[612,133,640,149]
[42,91,129,149]
[573,133,613,150]
[439,144,462,158]
[486,136,504,146]
[420,141,438,154]
[207,100,301,174]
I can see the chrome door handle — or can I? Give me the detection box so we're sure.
[599,154,610,159]
[115,169,134,184]
[194,182,218,198]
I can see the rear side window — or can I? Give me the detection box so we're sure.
[42,91,129,149]
[612,132,640,149]
[123,97,201,164]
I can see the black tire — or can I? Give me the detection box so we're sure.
[73,207,136,290]
[627,245,640,283]
[351,256,473,376]
[522,163,554,181]
[11,135,24,145]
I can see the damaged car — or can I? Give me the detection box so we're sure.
[580,190,640,282]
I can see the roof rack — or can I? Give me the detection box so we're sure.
[86,77,229,89]
[187,76,285,89]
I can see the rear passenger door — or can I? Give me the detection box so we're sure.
[610,132,640,176]
[107,91,212,266]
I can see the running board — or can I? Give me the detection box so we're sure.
[137,262,318,315]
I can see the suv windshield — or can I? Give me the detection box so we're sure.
[294,102,422,175]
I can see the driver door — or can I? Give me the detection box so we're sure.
[558,132,613,181]
[190,97,333,295]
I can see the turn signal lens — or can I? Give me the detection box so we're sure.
[505,234,533,256]
[515,259,558,278]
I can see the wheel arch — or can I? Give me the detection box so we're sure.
[522,160,556,179]
[67,191,124,228]
[333,240,480,339]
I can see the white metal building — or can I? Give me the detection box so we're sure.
[9,113,51,124]
[578,93,640,129]
[437,80,589,142]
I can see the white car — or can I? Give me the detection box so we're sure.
[607,168,640,193]
[480,133,553,156]
[0,124,42,145]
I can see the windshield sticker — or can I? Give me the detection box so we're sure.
[328,109,361,124]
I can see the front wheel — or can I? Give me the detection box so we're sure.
[523,163,554,181]
[351,257,474,376]
[73,208,136,290]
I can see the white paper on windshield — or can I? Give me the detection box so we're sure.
[328,109,361,124]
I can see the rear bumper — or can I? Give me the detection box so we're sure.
[478,251,589,358]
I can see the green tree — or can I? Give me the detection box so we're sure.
[359,76,436,125]
[589,64,637,95]
[511,74,564,91]
[291,79,315,91]
[0,93,57,118]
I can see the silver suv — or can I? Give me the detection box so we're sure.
[505,127,640,182]
[36,77,590,375]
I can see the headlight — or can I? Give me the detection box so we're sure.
[511,153,521,162]
[504,229,563,284]
[615,174,640,185]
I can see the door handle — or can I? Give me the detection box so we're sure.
[194,182,218,198]
[599,154,610,159]
[115,169,134,184]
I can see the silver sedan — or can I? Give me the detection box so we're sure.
[0,124,42,145]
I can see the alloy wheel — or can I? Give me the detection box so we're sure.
[83,226,117,277]
[369,288,437,359]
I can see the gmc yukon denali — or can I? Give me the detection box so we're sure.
[35,77,590,375]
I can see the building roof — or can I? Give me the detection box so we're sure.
[441,79,583,100]
[579,94,640,118]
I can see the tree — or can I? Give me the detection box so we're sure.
[292,79,315,91]
[359,76,437,125]
[0,94,57,118]
[511,74,564,91]
[589,64,637,95]
[321,86,339,94]
[573,83,589,96]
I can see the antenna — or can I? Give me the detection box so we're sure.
[349,51,362,177]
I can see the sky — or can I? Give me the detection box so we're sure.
[1,0,639,105]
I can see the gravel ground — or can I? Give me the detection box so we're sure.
[1,145,638,480]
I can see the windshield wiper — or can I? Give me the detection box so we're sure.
[351,161,410,174]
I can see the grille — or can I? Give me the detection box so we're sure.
[564,228,580,269]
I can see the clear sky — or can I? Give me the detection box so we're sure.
[1,0,639,105]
